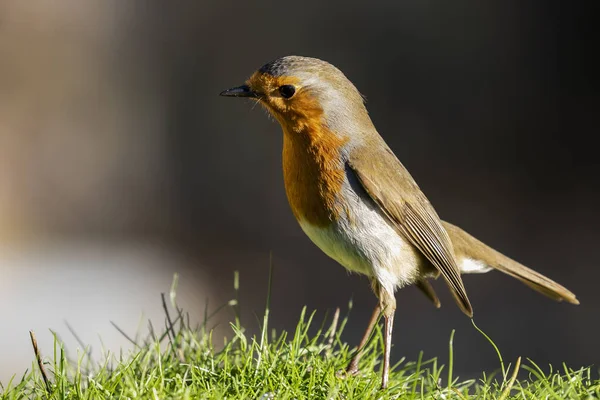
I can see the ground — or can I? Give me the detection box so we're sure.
[1,275,598,399]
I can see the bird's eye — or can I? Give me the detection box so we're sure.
[279,85,296,99]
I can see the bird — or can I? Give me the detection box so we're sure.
[220,56,579,389]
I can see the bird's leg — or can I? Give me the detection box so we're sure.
[346,304,381,375]
[378,285,396,390]
[381,309,394,389]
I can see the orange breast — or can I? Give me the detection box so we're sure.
[246,71,349,227]
[282,124,348,227]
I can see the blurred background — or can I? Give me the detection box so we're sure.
[0,0,597,383]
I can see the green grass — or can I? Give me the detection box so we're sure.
[1,273,598,399]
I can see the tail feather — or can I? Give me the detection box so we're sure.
[443,221,579,305]
[415,279,441,308]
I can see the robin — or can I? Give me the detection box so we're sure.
[220,56,579,389]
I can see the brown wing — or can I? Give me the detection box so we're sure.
[348,144,473,317]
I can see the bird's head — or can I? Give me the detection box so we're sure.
[220,56,372,137]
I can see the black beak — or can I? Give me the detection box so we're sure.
[219,85,258,98]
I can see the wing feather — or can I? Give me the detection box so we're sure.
[348,144,473,316]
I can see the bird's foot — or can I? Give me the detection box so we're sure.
[345,361,361,376]
[336,362,361,379]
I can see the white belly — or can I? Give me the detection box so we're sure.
[297,181,423,294]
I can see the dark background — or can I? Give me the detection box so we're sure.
[0,0,597,381]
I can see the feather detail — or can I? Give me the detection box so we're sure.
[348,142,473,317]
[444,222,579,305]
